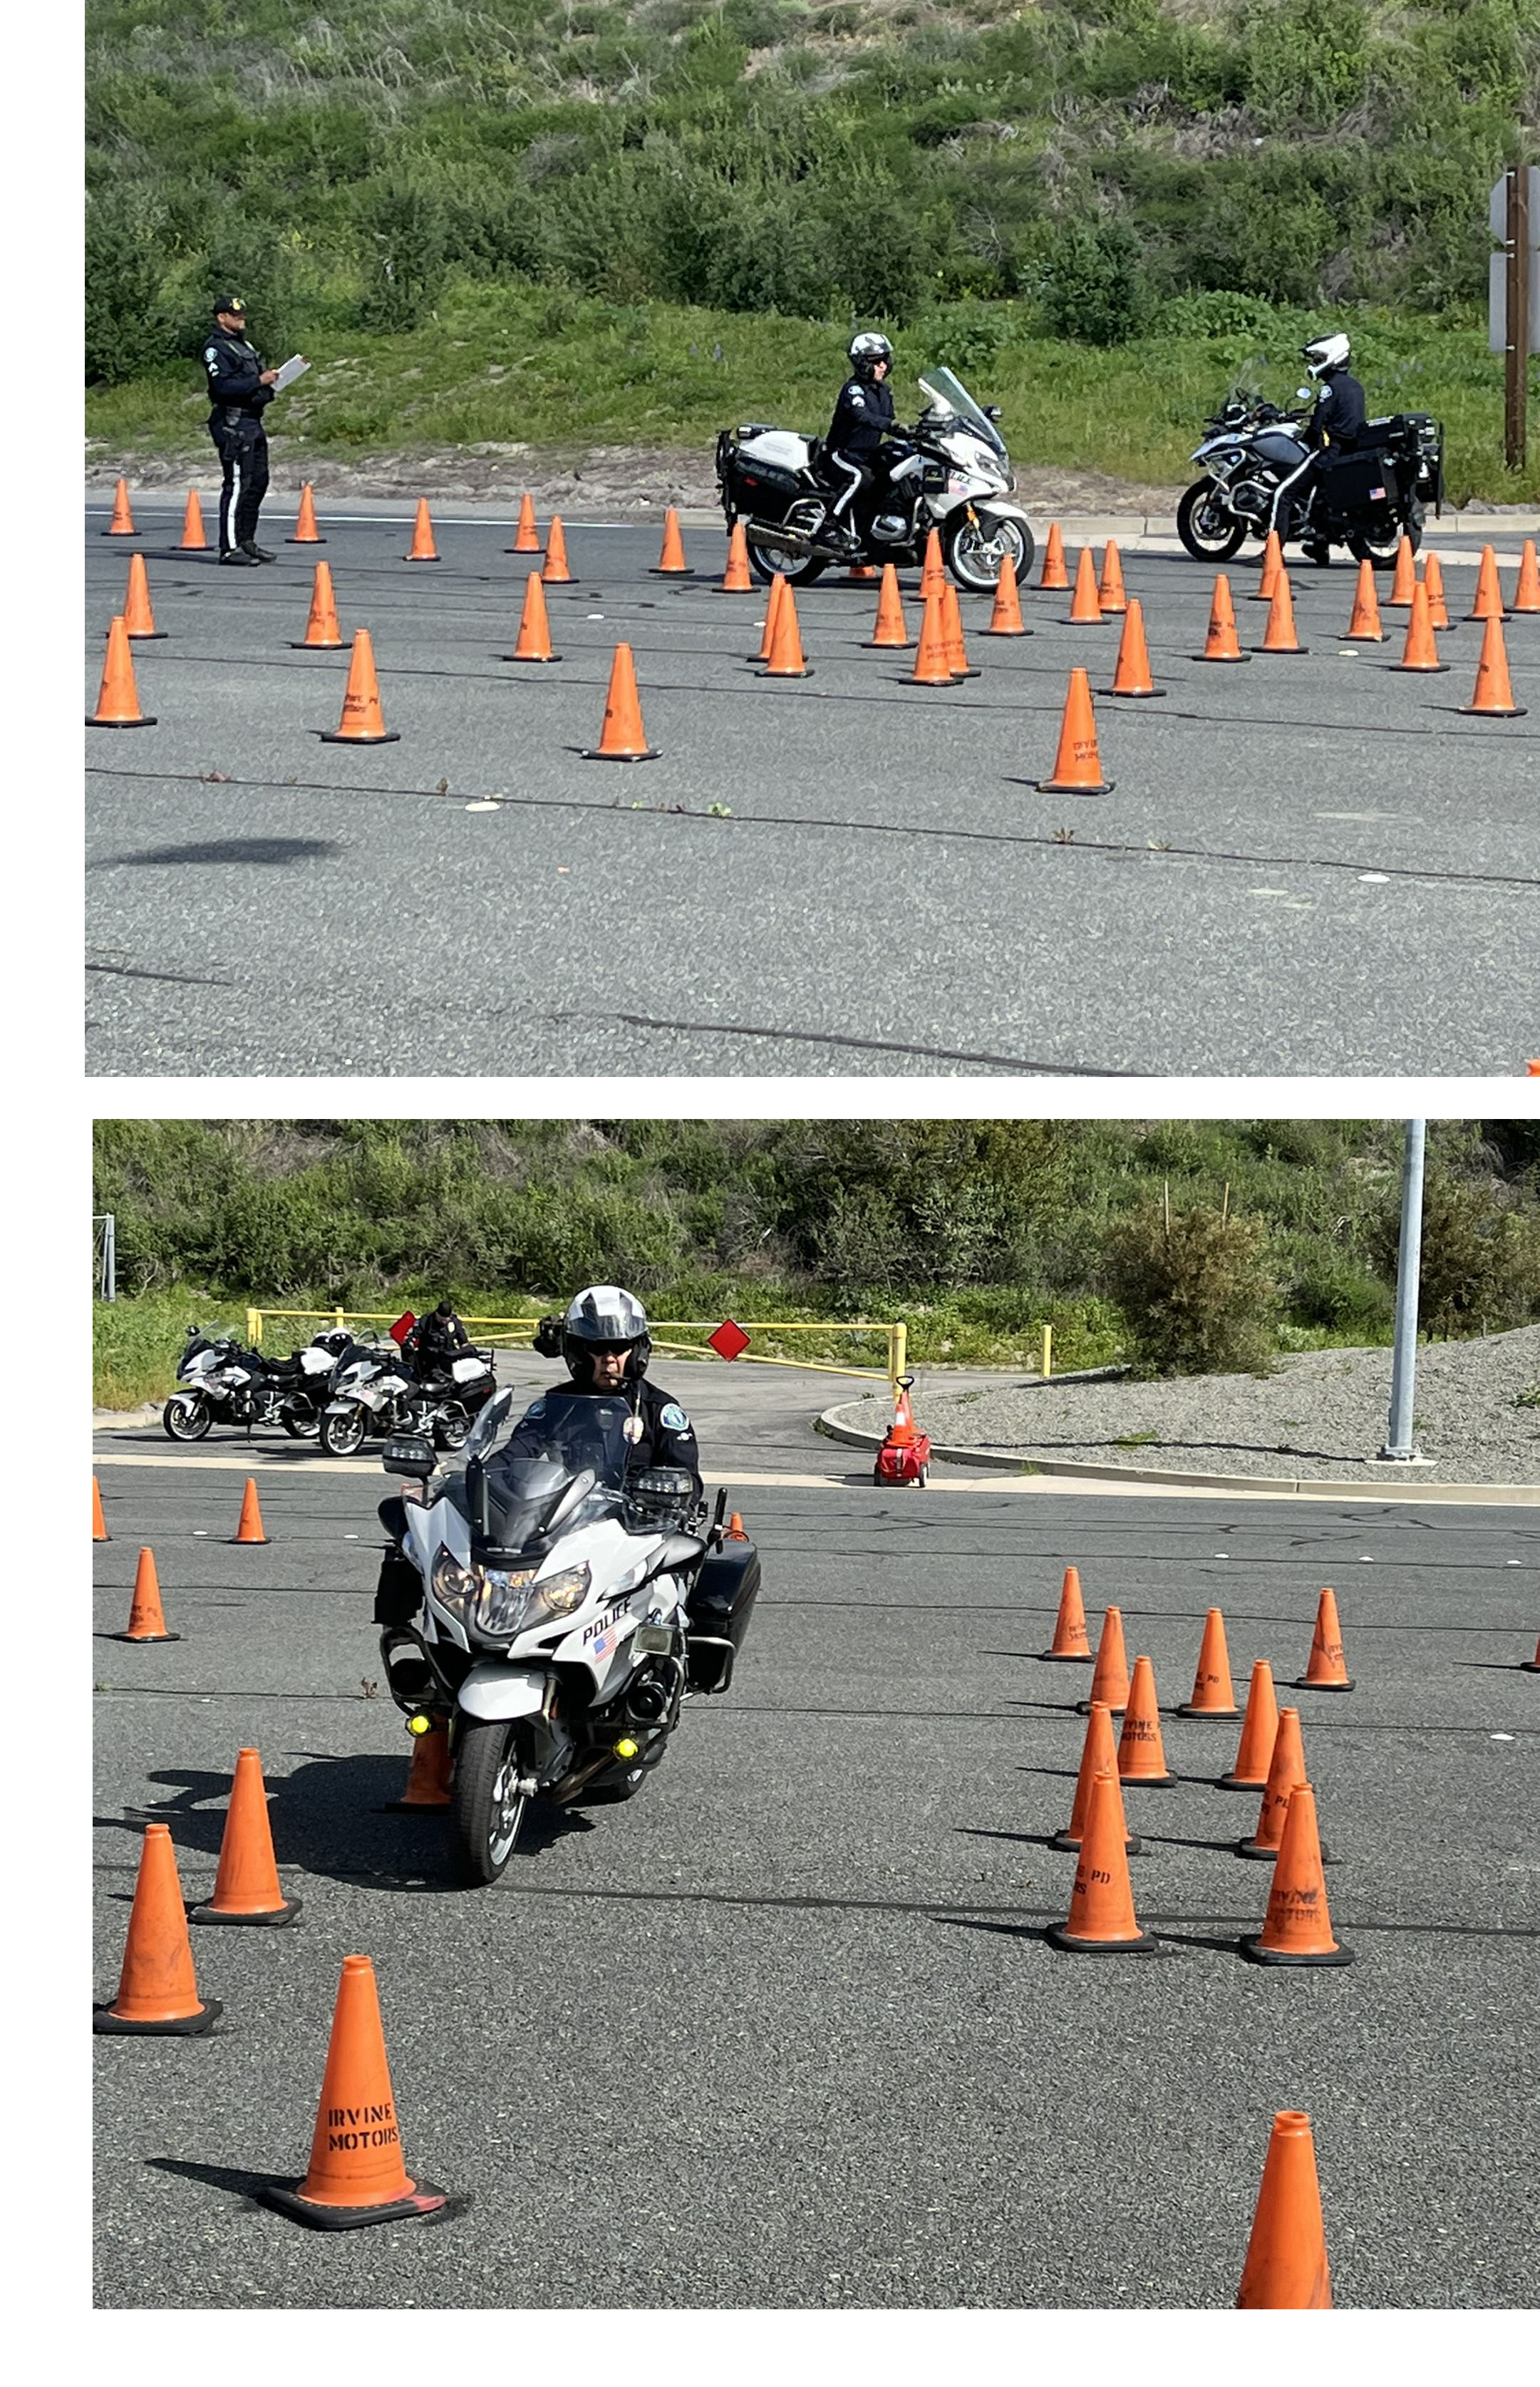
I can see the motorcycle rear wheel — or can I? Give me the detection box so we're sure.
[1177,479,1249,562]
[280,1411,319,1439]
[1348,512,1422,567]
[319,1406,368,1456]
[450,1717,529,1883]
[942,509,1033,592]
[162,1393,212,1442]
[433,1404,470,1452]
[745,536,826,587]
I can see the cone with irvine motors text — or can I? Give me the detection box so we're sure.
[1105,598,1164,696]
[713,521,753,593]
[1051,1702,1141,1854]
[1037,520,1068,590]
[862,562,912,648]
[1117,1655,1174,1785]
[1045,1770,1157,1954]
[941,581,979,678]
[233,1478,269,1545]
[94,1825,222,2035]
[1465,542,1507,621]
[651,507,688,575]
[190,1748,301,1925]
[93,1477,109,1542]
[1236,2112,1333,2307]
[1240,1783,1353,1966]
[386,1719,453,1811]
[1063,547,1104,624]
[1344,557,1384,641]
[921,526,946,598]
[1238,1703,1312,1860]
[115,1547,179,1644]
[1097,539,1128,614]
[119,557,164,645]
[1295,1586,1353,1691]
[262,1956,447,2227]
[1250,528,1283,602]
[1512,537,1540,614]
[1422,549,1450,629]
[1387,580,1447,674]
[758,576,810,676]
[508,491,539,554]
[1386,533,1417,607]
[906,587,956,685]
[88,618,156,728]
[1193,572,1249,663]
[175,489,209,552]
[321,628,400,744]
[1178,1607,1239,1718]
[287,483,324,544]
[752,572,786,663]
[1035,668,1114,794]
[1078,1603,1130,1714]
[502,570,561,663]
[1459,612,1526,717]
[1040,1563,1093,1663]
[290,562,348,651]
[1219,1660,1279,1790]
[1254,568,1307,654]
[103,477,136,536]
[403,498,439,562]
[581,641,659,760]
[983,549,1028,635]
[542,513,574,583]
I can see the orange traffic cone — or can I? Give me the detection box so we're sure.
[1520,1634,1540,1672]
[93,1477,109,1542]
[758,577,810,677]
[542,513,574,584]
[920,527,946,598]
[906,588,956,685]
[1177,1608,1239,1718]
[290,561,348,650]
[88,618,156,728]
[503,570,561,664]
[1386,533,1417,607]
[1219,1660,1280,1791]
[582,642,659,760]
[1040,1563,1093,1663]
[713,521,753,593]
[190,1748,301,1925]
[1465,543,1507,621]
[1344,557,1384,641]
[725,1511,748,1540]
[287,483,324,544]
[1104,598,1164,696]
[847,561,877,579]
[1045,1770,1157,1955]
[1117,1655,1174,1785]
[1512,537,1540,614]
[862,562,912,648]
[94,1825,222,2035]
[1250,530,1283,602]
[940,581,979,678]
[321,627,400,745]
[1035,668,1114,794]
[983,550,1028,636]
[1295,1587,1353,1691]
[508,492,539,554]
[651,507,688,575]
[1078,1604,1130,1714]
[1422,550,1450,630]
[175,490,208,552]
[1037,520,1068,590]
[1051,1702,1141,1855]
[1254,568,1307,654]
[234,1478,269,1545]
[1063,547,1104,624]
[1193,572,1250,663]
[1238,1704,1310,1860]
[1387,581,1447,674]
[1240,1783,1353,1967]
[1097,540,1128,614]
[1459,613,1526,717]
[115,1547,179,1643]
[752,571,785,663]
[403,498,439,562]
[385,1721,453,1812]
[1236,2113,1333,2307]
[103,477,136,536]
[262,1955,447,2227]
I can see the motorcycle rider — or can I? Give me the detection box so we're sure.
[821,331,899,559]
[533,1287,703,1497]
[1270,331,1368,556]
[403,1300,471,1380]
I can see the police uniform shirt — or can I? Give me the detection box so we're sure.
[827,373,895,458]
[204,328,272,417]
[1308,371,1367,452]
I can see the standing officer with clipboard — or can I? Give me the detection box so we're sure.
[203,294,287,564]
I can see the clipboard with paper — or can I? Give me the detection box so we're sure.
[272,355,310,393]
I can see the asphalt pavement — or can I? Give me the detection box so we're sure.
[93,1361,1539,2309]
[85,503,1539,1077]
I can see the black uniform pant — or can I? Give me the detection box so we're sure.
[826,447,881,525]
[210,416,269,550]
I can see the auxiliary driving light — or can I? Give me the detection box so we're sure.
[407,1712,433,1737]
[614,1738,640,1760]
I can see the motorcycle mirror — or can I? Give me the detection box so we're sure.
[382,1434,435,1480]
[546,1466,597,1530]
[1296,386,1313,403]
[984,405,1002,421]
[464,1386,515,1460]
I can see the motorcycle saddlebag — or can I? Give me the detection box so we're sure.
[685,1539,761,1692]
[1319,450,1394,510]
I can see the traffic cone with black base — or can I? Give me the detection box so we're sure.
[752,572,785,663]
[1035,669,1113,794]
[503,571,561,663]
[906,588,955,685]
[920,527,946,599]
[1040,1563,1093,1661]
[321,629,400,744]
[120,553,166,639]
[1239,1783,1353,1966]
[1459,614,1526,717]
[1386,533,1417,607]
[1465,543,1507,621]
[1117,1655,1174,1785]
[758,577,810,676]
[287,484,324,544]
[95,1826,222,2035]
[1295,1587,1353,1690]
[1045,1770,1157,1954]
[386,1718,453,1811]
[115,1547,179,1644]
[1254,569,1307,654]
[262,1956,448,2228]
[1344,557,1384,641]
[1063,547,1104,625]
[542,515,574,584]
[582,643,659,759]
[651,508,688,574]
[1239,1705,1317,1860]
[1037,521,1068,590]
[1512,538,1540,613]
[103,478,135,536]
[713,522,753,592]
[290,562,348,650]
[1104,599,1164,696]
[1097,540,1128,614]
[862,562,911,648]
[93,1477,109,1542]
[1078,1604,1130,1714]
[983,550,1028,635]
[88,619,156,728]
[1177,1607,1239,1718]
[233,1478,269,1544]
[1422,549,1450,629]
[1236,2113,1333,2307]
[941,581,979,678]
[403,499,439,562]
[1250,530,1282,602]
[1194,573,1249,663]
[508,493,539,553]
[1520,1634,1539,1672]
[1387,581,1447,674]
[1051,1703,1140,1855]
[175,490,208,552]
[190,1748,301,1926]
[1219,1660,1278,1788]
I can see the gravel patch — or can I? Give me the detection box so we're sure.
[834,1325,1540,1485]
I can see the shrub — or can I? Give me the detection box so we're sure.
[1370,1170,1539,1338]
[1103,1200,1280,1376]
[1038,218,1154,346]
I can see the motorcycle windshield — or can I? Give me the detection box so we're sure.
[480,1391,632,1552]
[917,369,1006,458]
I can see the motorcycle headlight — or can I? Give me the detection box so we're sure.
[523,1564,591,1629]
[473,1565,539,1637]
[430,1547,477,1622]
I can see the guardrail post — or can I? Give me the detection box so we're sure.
[1042,1322,1053,1379]
[247,1307,262,1346]
[889,1321,906,1393]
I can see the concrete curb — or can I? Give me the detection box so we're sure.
[816,1403,1540,1505]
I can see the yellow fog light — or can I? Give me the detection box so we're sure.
[407,1711,433,1737]
[614,1737,639,1760]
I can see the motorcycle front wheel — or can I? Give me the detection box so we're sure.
[319,1406,368,1456]
[943,509,1033,592]
[450,1716,529,1884]
[433,1404,470,1452]
[1177,479,1249,562]
[162,1393,212,1442]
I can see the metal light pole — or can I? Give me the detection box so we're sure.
[1378,1122,1425,1461]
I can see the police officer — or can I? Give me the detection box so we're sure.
[1270,331,1368,554]
[822,331,897,558]
[402,1301,470,1378]
[204,295,279,564]
[543,1286,702,1495]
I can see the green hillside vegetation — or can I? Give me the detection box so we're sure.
[86,0,1539,498]
[92,1118,1540,1405]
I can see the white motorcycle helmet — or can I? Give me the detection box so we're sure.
[562,1285,652,1383]
[1302,332,1350,379]
[848,331,893,382]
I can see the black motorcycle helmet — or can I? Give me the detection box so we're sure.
[848,331,893,384]
[560,1285,652,1386]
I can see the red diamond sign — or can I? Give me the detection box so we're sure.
[708,1319,750,1361]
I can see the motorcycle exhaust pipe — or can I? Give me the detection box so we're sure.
[744,517,814,552]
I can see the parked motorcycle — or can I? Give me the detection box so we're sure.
[1177,388,1443,567]
[374,1388,760,1883]
[162,1328,348,1443]
[716,366,1035,590]
[319,1336,497,1458]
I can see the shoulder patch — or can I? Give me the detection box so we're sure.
[848,388,866,407]
[523,1398,546,1419]
[204,347,219,365]
[659,1403,690,1432]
